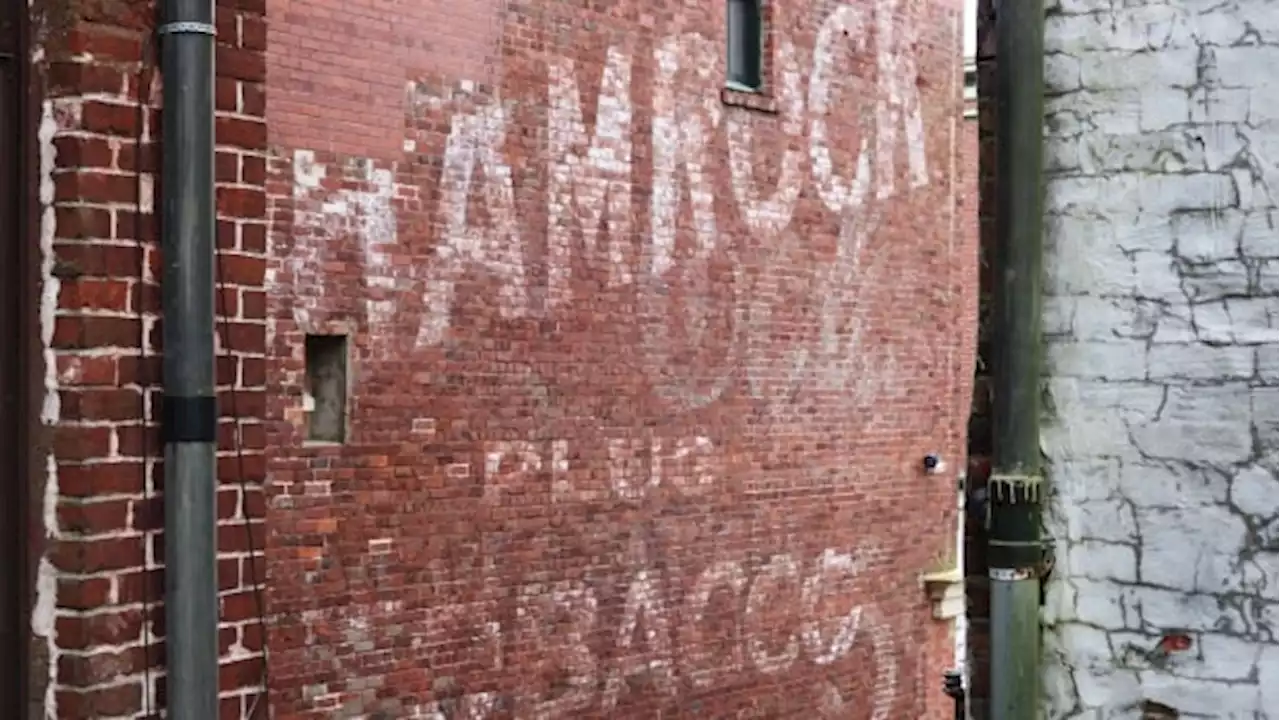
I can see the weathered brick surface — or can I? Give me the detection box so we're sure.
[29,0,269,714]
[263,0,977,717]
[29,0,977,716]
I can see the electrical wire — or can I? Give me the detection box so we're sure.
[133,27,156,718]
[215,196,273,720]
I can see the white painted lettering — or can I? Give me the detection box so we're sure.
[308,5,935,380]
[348,544,900,716]
[744,553,802,674]
[652,435,717,496]
[419,103,528,347]
[800,549,864,664]
[603,540,677,707]
[728,40,805,236]
[607,437,652,502]
[550,439,572,503]
[484,434,721,505]
[809,4,875,213]
[517,580,599,718]
[546,48,635,307]
[484,440,541,503]
[680,560,748,687]
[649,33,722,278]
[874,0,929,195]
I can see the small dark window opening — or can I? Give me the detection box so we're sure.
[305,334,348,443]
[727,0,763,91]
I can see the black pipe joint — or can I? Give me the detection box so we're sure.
[942,669,965,699]
[942,669,965,719]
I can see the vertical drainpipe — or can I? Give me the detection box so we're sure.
[159,0,218,714]
[987,0,1046,716]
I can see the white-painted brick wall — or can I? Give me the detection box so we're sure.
[1040,0,1278,717]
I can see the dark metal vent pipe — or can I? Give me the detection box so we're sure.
[159,0,218,715]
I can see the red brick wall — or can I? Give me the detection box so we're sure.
[263,0,977,717]
[28,0,269,714]
[26,0,976,716]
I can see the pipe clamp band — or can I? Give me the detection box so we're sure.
[987,472,1043,503]
[989,567,1035,581]
[158,21,217,36]
[163,395,218,443]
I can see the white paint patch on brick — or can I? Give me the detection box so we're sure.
[606,436,653,502]
[290,150,406,337]
[353,164,399,331]
[288,149,325,328]
[550,439,571,503]
[650,435,717,496]
[33,93,63,720]
[482,440,541,503]
[1040,0,1279,716]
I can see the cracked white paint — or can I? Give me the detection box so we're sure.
[1040,0,1278,716]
